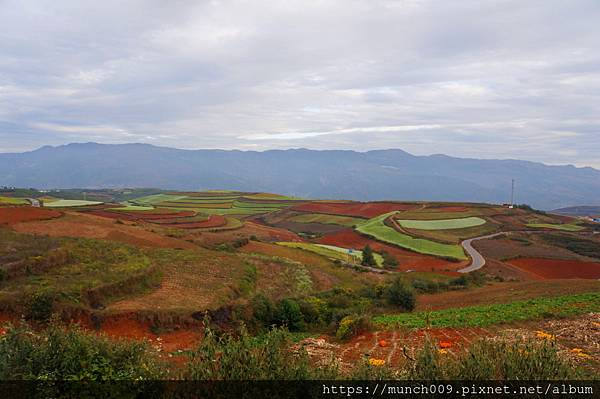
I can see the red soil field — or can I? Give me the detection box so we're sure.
[317,229,459,271]
[0,207,62,224]
[161,215,227,229]
[508,258,600,279]
[88,209,196,221]
[291,202,416,218]
[12,212,197,249]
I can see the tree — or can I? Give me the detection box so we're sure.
[381,250,398,269]
[386,278,415,311]
[361,245,377,267]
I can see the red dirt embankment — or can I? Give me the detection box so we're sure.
[508,258,600,279]
[0,207,62,225]
[12,212,197,249]
[318,229,459,271]
[292,202,415,218]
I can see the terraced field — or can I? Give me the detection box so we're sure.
[396,216,486,230]
[356,212,467,260]
[43,199,104,207]
[276,242,384,266]
[288,213,364,226]
[527,223,585,232]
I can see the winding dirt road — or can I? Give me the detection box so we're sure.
[458,232,506,273]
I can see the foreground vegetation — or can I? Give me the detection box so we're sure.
[0,321,583,381]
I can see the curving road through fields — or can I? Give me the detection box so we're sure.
[458,232,506,273]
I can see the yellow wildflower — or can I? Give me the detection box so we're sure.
[368,358,386,367]
[438,349,448,355]
[535,330,555,340]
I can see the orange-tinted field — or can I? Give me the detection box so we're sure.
[317,228,460,271]
[0,207,62,224]
[508,258,600,279]
[291,202,415,218]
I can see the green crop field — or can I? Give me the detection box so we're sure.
[232,200,291,209]
[43,199,104,208]
[289,213,364,226]
[356,212,467,260]
[276,242,383,266]
[396,216,486,230]
[0,196,28,205]
[374,292,600,328]
[111,205,155,211]
[131,194,187,205]
[527,223,585,232]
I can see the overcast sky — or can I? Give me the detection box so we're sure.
[1,0,599,168]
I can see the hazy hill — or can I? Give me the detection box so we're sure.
[1,142,599,210]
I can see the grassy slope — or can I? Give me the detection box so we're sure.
[527,223,585,232]
[397,216,486,230]
[0,196,29,205]
[375,291,600,328]
[356,212,467,260]
[276,242,384,267]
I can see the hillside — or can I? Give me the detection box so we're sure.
[1,143,600,210]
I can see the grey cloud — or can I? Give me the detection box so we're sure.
[0,0,599,167]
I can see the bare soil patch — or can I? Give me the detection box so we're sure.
[291,202,415,218]
[508,258,600,279]
[0,207,62,224]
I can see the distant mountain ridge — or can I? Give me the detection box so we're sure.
[1,142,599,210]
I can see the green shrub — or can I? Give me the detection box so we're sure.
[250,294,275,327]
[381,251,398,269]
[25,292,54,323]
[187,325,337,380]
[335,314,372,341]
[0,322,165,380]
[274,299,305,332]
[385,278,416,311]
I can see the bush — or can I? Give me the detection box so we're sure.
[25,292,54,323]
[335,314,372,341]
[0,322,166,380]
[274,299,305,332]
[380,251,398,269]
[250,294,275,327]
[187,325,337,380]
[385,278,415,311]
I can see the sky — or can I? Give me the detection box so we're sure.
[1,0,599,168]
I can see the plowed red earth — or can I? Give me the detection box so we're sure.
[318,229,458,271]
[88,209,195,221]
[0,207,62,224]
[507,258,600,279]
[291,202,415,218]
[161,215,227,229]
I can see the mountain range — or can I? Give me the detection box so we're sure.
[1,142,599,210]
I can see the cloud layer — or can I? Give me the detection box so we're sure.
[1,0,599,167]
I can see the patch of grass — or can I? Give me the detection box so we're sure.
[43,199,103,207]
[276,242,383,267]
[356,212,467,260]
[541,233,600,259]
[374,292,600,328]
[397,217,486,230]
[527,223,585,232]
[0,196,28,205]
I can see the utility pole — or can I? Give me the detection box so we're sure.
[511,179,515,207]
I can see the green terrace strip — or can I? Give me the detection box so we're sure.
[374,292,600,328]
[397,216,486,231]
[0,196,29,205]
[356,212,467,260]
[276,242,383,267]
[43,199,104,207]
[527,223,585,232]
[131,194,187,205]
[289,213,365,226]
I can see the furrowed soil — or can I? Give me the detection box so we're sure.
[317,229,461,271]
[508,258,600,279]
[11,212,196,249]
[190,221,302,247]
[0,207,62,224]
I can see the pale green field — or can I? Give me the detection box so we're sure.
[397,216,486,230]
[0,196,28,205]
[43,199,103,207]
[277,242,383,267]
[356,212,467,260]
[527,223,585,232]
[132,194,187,205]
